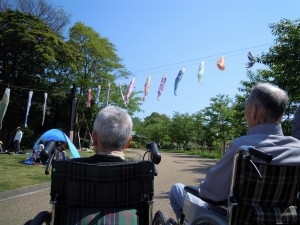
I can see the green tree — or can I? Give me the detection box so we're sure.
[0,0,71,35]
[0,10,76,148]
[231,94,247,138]
[67,22,142,139]
[0,10,76,86]
[169,112,194,150]
[137,112,171,146]
[68,22,127,96]
[245,19,300,134]
[259,19,300,106]
[201,94,234,153]
[191,111,206,148]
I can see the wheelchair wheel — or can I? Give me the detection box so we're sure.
[24,219,32,225]
[192,213,227,225]
[152,210,168,225]
[30,211,51,225]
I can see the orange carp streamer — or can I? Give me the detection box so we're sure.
[217,56,225,71]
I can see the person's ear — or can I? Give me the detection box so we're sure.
[277,116,283,123]
[251,104,257,120]
[92,131,97,146]
[123,136,132,150]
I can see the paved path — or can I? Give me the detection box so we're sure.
[0,151,217,224]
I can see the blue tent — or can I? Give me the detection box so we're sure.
[24,129,80,165]
[23,129,80,165]
[33,129,80,158]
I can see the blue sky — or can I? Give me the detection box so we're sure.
[50,0,300,119]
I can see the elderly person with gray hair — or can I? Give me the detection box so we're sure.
[71,105,132,163]
[169,82,300,220]
[292,105,300,139]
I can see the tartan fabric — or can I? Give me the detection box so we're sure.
[232,205,300,225]
[66,208,138,225]
[50,160,155,225]
[231,157,300,225]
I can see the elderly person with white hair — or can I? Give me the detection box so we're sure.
[71,106,132,163]
[292,105,300,139]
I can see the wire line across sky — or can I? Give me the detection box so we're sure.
[49,0,300,119]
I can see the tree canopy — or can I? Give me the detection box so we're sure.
[0,0,71,35]
[0,10,77,146]
[258,19,300,113]
[0,9,142,149]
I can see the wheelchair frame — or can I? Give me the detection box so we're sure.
[154,145,300,225]
[28,142,161,225]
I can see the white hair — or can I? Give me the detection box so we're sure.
[246,83,288,122]
[93,106,132,151]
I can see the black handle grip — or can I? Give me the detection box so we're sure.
[40,141,56,165]
[248,146,273,163]
[146,142,161,165]
[45,153,55,175]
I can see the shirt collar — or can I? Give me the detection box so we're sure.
[247,123,283,136]
[97,151,125,160]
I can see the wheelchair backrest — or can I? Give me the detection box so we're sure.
[229,152,300,225]
[50,160,156,224]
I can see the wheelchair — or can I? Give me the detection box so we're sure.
[27,142,162,225]
[153,145,300,225]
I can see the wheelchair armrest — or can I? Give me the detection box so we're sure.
[184,185,200,198]
[184,185,227,206]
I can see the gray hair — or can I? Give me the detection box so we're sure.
[292,106,300,139]
[93,106,133,151]
[246,83,288,122]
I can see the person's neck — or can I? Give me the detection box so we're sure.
[96,149,125,159]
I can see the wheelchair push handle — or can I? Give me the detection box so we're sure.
[248,146,273,163]
[240,145,273,163]
[146,142,161,165]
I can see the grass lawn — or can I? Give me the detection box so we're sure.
[0,147,217,193]
[0,150,95,192]
[164,149,223,159]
